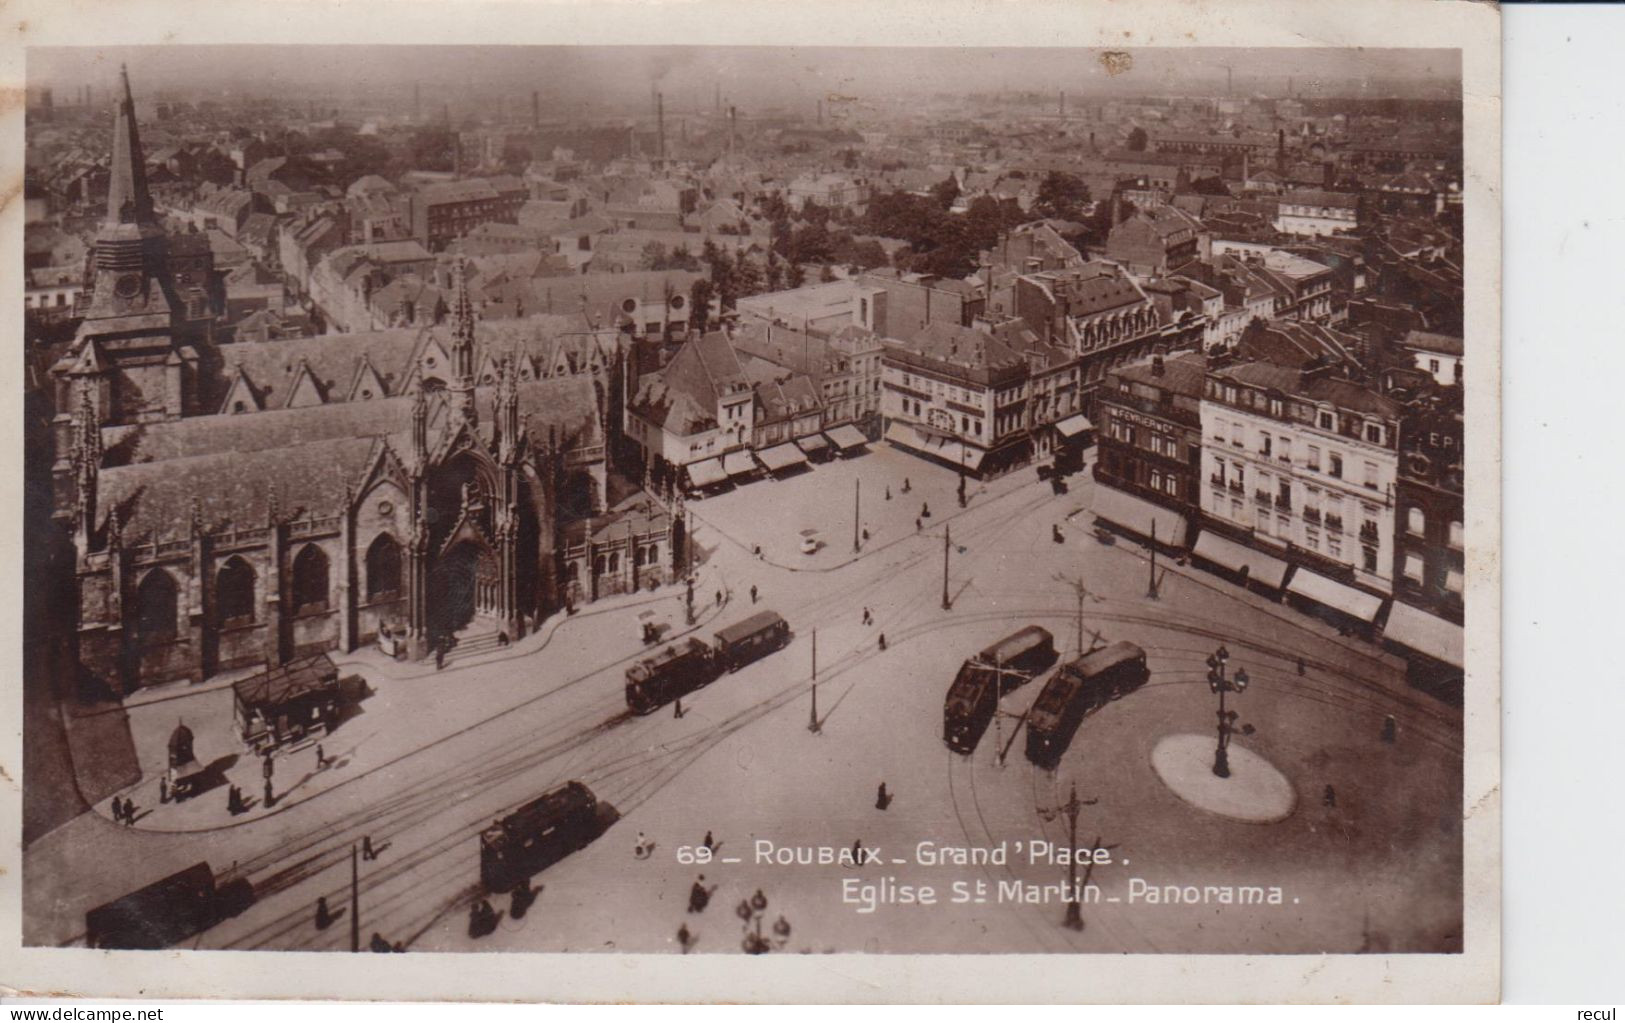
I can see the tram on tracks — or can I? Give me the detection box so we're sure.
[479,781,601,893]
[1025,641,1149,768]
[85,862,254,949]
[943,625,1058,754]
[624,611,792,714]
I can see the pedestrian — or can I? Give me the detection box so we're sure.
[903,477,911,493]
[862,527,870,544]
[1381,715,1397,744]
[861,607,870,626]
[851,838,864,865]
[226,785,238,816]
[123,799,137,826]
[315,896,332,930]
[1322,784,1337,808]
[877,633,887,651]
[688,874,709,913]
[715,589,722,607]
[435,645,445,670]
[109,796,123,824]
[498,631,510,648]
[316,744,328,770]
[677,922,692,952]
[915,518,921,533]
[362,835,376,861]
[635,831,649,859]
[263,779,275,810]
[884,485,891,501]
[391,941,406,953]
[702,830,714,852]
[674,696,684,719]
[876,782,889,811]
[921,501,930,518]
[750,584,758,604]
[159,776,169,804]
[371,932,393,953]
[1297,656,1306,676]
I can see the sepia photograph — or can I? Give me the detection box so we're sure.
[4,0,1501,1003]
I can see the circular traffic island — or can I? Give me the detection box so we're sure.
[1150,733,1297,824]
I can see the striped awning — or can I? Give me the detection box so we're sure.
[1054,414,1093,438]
[1383,601,1464,668]
[1091,485,1189,547]
[825,424,870,450]
[723,450,757,477]
[884,421,985,470]
[1287,569,1383,622]
[686,458,727,488]
[757,443,808,473]
[1192,531,1290,589]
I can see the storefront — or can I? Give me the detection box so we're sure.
[1286,568,1384,625]
[1192,530,1291,592]
[232,653,347,753]
[756,443,809,476]
[1092,484,1190,549]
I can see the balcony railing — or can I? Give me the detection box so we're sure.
[1326,515,1344,533]
[1275,495,1292,511]
[1227,480,1244,494]
[1303,507,1322,524]
[1254,490,1272,506]
[1209,474,1224,487]
[1359,523,1380,543]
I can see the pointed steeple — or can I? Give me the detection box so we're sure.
[448,256,478,426]
[105,65,155,228]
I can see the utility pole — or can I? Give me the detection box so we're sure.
[350,843,360,953]
[941,524,952,611]
[853,478,861,553]
[1148,520,1159,599]
[1062,785,1098,931]
[808,628,820,734]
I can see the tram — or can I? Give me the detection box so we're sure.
[943,626,1058,753]
[1024,641,1148,768]
[85,862,254,949]
[623,611,792,714]
[479,781,601,893]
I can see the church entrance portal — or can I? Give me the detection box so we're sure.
[428,540,501,645]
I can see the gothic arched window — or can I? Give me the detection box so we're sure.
[366,534,402,600]
[292,544,330,613]
[134,570,178,646]
[217,557,257,626]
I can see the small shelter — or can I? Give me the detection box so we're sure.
[232,653,346,751]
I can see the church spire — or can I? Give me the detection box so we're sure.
[104,64,155,228]
[449,255,478,426]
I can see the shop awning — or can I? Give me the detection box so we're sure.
[686,458,727,488]
[1287,569,1383,622]
[884,421,985,471]
[796,433,829,453]
[723,451,757,477]
[1092,485,1189,547]
[1054,414,1093,439]
[757,443,808,473]
[1383,601,1464,668]
[825,424,870,451]
[1192,531,1290,589]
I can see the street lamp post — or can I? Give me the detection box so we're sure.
[1060,782,1098,930]
[1205,645,1249,779]
[941,524,952,611]
[808,628,820,734]
[853,477,861,553]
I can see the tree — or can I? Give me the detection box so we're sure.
[1127,126,1149,152]
[640,241,670,271]
[1034,171,1091,222]
[666,245,701,272]
[816,264,835,284]
[765,250,786,292]
[930,173,961,211]
[690,278,715,333]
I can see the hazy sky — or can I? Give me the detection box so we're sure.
[30,45,1461,111]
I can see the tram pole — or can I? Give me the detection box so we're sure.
[350,842,360,953]
[1064,784,1083,930]
[1148,520,1159,599]
[853,478,861,553]
[808,628,820,734]
[941,524,952,611]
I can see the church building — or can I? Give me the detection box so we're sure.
[49,69,671,697]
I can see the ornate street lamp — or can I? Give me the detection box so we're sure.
[1206,645,1249,779]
